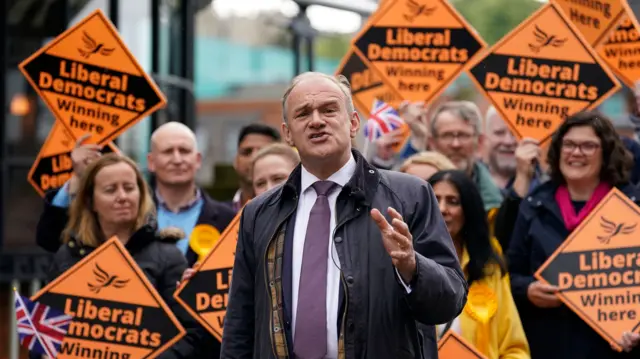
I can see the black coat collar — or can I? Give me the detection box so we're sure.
[66,218,170,257]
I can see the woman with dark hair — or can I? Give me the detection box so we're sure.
[508,111,640,358]
[428,170,529,359]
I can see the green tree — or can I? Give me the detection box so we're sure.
[450,0,543,45]
[314,34,353,60]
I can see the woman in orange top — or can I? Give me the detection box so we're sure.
[429,170,530,359]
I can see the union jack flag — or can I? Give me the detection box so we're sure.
[363,99,405,142]
[14,289,72,358]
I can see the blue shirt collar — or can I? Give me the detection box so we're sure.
[156,188,203,213]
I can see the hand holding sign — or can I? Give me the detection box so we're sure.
[616,331,640,352]
[527,280,562,308]
[371,207,416,283]
[178,262,201,287]
[174,211,242,342]
[375,129,407,160]
[398,100,429,139]
[72,134,102,176]
[535,188,640,351]
[515,138,541,177]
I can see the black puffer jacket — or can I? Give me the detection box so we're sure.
[45,223,205,359]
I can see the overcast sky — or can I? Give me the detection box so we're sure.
[211,0,549,34]
[211,0,365,33]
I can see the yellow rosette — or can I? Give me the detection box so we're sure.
[189,224,221,262]
[464,282,497,358]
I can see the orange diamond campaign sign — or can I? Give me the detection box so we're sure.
[336,49,401,118]
[438,331,488,359]
[18,9,166,146]
[336,49,409,153]
[28,123,118,197]
[174,210,242,342]
[468,2,620,145]
[351,0,487,103]
[535,188,640,352]
[32,237,185,359]
[553,0,626,46]
[597,9,640,88]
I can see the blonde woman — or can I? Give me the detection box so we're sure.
[251,143,300,196]
[46,153,201,359]
[398,150,456,180]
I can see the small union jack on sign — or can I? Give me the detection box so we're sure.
[15,288,72,358]
[363,99,405,142]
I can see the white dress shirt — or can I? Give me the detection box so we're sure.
[291,154,412,359]
[291,154,355,359]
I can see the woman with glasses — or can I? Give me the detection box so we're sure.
[508,111,640,358]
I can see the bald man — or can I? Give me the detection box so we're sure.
[36,122,236,268]
[147,122,236,264]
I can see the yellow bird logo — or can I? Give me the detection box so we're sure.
[78,31,115,59]
[404,0,436,22]
[88,263,129,294]
[597,216,636,245]
[529,25,567,53]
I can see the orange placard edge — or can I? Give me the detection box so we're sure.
[334,47,380,119]
[590,2,628,47]
[437,330,488,359]
[349,0,488,105]
[391,122,411,154]
[621,0,637,26]
[27,132,120,198]
[335,4,392,119]
[465,2,621,145]
[17,8,167,145]
[332,46,408,149]
[552,0,628,47]
[173,207,245,341]
[599,0,637,49]
[594,1,640,87]
[27,123,71,198]
[32,237,186,355]
[533,187,632,352]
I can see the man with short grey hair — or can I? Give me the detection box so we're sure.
[428,100,503,211]
[221,72,467,359]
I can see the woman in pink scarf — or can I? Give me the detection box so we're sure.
[507,111,640,359]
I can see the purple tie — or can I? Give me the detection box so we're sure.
[294,181,338,359]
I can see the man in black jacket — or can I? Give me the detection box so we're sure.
[220,72,467,359]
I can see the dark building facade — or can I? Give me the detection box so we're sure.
[0,2,201,356]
